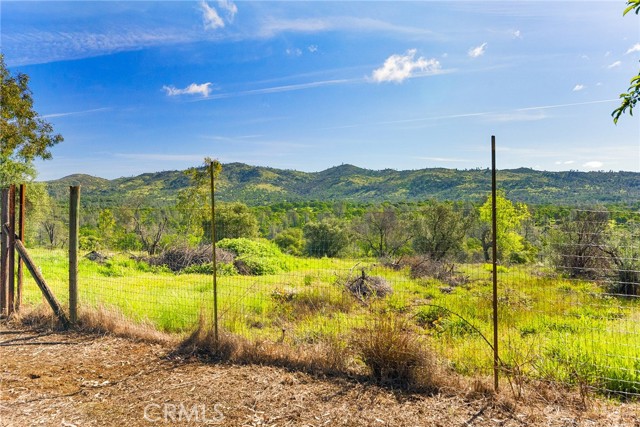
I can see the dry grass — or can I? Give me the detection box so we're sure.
[352,313,442,392]
[175,316,352,376]
[2,312,640,426]
[6,304,175,345]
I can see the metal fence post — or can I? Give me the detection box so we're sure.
[491,135,500,392]
[69,186,81,324]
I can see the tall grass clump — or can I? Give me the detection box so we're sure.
[353,313,439,391]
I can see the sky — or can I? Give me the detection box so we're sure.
[2,0,639,180]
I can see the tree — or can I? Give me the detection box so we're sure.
[612,0,640,124]
[353,206,412,258]
[412,202,471,261]
[552,210,612,279]
[214,202,259,241]
[303,219,349,257]
[274,228,305,256]
[478,191,530,262]
[1,54,63,186]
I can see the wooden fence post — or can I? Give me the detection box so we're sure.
[16,184,26,311]
[0,188,8,315]
[69,186,80,324]
[8,185,16,315]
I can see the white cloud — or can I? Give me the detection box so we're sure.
[200,1,224,30]
[626,43,640,54]
[554,160,575,165]
[572,84,585,92]
[511,30,521,39]
[286,48,302,57]
[163,82,213,97]
[607,60,622,69]
[468,42,487,58]
[583,161,603,169]
[217,0,237,22]
[308,45,318,53]
[370,49,441,83]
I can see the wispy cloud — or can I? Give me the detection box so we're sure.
[163,82,213,97]
[583,161,603,169]
[511,29,521,39]
[258,16,433,38]
[468,42,487,58]
[197,79,355,100]
[555,160,575,165]
[481,111,546,123]
[572,84,585,92]
[607,60,622,69]
[370,49,441,83]
[516,98,618,111]
[626,43,640,54]
[41,107,111,119]
[218,0,238,21]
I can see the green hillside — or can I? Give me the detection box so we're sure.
[44,163,640,206]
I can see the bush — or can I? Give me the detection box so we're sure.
[352,314,437,391]
[217,238,293,275]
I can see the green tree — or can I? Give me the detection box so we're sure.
[97,208,116,248]
[479,191,530,262]
[274,228,305,256]
[303,219,349,257]
[612,0,640,123]
[214,202,259,241]
[412,202,471,261]
[353,205,412,258]
[1,54,63,186]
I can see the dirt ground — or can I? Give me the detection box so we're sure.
[1,324,639,427]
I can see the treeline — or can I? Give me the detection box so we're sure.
[23,173,640,288]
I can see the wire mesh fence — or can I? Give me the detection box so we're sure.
[2,185,639,396]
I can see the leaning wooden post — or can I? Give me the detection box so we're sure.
[0,188,8,315]
[69,186,81,324]
[16,184,26,311]
[8,185,16,315]
[491,135,500,392]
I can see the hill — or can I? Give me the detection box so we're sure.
[44,163,640,206]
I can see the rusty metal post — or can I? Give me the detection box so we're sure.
[491,135,500,392]
[8,185,16,315]
[209,162,219,344]
[69,186,80,324]
[16,184,26,311]
[0,188,8,315]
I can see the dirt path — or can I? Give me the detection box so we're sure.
[1,325,638,426]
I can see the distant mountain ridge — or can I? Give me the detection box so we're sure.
[44,163,640,206]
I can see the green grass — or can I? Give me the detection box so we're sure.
[20,248,640,394]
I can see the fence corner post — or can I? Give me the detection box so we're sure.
[69,185,81,325]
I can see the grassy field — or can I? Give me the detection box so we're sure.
[20,248,640,395]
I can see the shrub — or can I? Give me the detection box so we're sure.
[352,314,437,391]
[217,238,293,275]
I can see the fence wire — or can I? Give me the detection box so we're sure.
[8,195,640,396]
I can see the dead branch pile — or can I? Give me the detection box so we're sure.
[344,270,393,302]
[144,245,235,272]
[406,256,469,287]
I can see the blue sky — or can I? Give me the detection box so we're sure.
[2,1,639,180]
